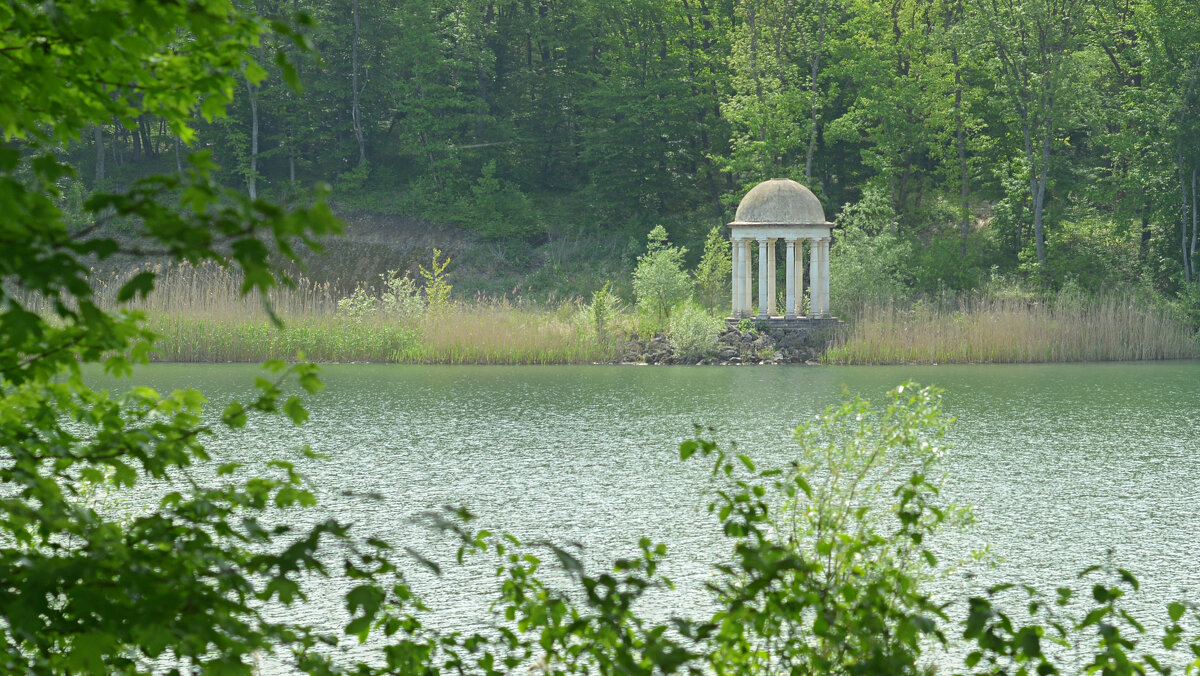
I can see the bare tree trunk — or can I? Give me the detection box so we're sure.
[111,116,122,167]
[246,78,259,199]
[1180,156,1190,283]
[804,0,826,182]
[174,135,183,174]
[351,0,367,168]
[138,116,154,158]
[1032,126,1051,265]
[1174,55,1200,282]
[1022,113,1051,266]
[1139,197,1151,264]
[475,1,494,141]
[746,0,765,143]
[93,125,105,184]
[1192,166,1198,279]
[953,48,969,257]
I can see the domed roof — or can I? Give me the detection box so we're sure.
[731,178,828,225]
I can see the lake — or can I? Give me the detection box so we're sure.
[115,361,1200,670]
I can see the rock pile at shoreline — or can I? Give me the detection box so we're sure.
[618,327,828,366]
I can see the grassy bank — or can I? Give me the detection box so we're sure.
[87,263,618,364]
[49,263,1200,365]
[143,309,613,364]
[826,290,1199,364]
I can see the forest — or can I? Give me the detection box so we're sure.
[67,0,1200,307]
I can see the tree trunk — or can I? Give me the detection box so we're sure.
[138,116,155,158]
[246,79,259,199]
[351,0,367,168]
[1032,126,1051,265]
[1181,154,1191,283]
[804,0,826,182]
[112,117,122,167]
[1139,197,1151,265]
[1191,166,1198,279]
[746,0,765,143]
[1021,112,1051,266]
[954,48,969,258]
[93,125,105,184]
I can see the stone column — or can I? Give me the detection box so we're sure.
[730,239,741,317]
[766,239,776,317]
[809,237,821,317]
[757,238,770,319]
[818,236,831,316]
[742,237,752,315]
[797,239,805,316]
[784,239,796,319]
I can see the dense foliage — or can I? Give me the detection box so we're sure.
[57,0,1200,302]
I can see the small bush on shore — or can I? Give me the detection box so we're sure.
[666,301,723,359]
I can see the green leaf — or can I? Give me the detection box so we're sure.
[1117,568,1139,591]
[222,401,247,429]
[1169,602,1185,622]
[680,440,698,460]
[116,271,156,302]
[0,147,18,171]
[67,632,112,673]
[283,396,308,425]
[275,49,302,91]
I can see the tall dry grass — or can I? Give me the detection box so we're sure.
[826,290,1199,364]
[402,303,616,364]
[67,263,617,364]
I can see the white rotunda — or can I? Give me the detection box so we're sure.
[728,178,834,321]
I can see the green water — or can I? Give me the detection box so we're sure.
[114,361,1200,666]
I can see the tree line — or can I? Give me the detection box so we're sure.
[71,0,1200,295]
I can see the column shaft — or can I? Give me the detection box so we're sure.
[784,239,796,318]
[739,237,748,312]
[809,238,820,317]
[757,239,769,319]
[730,239,741,317]
[797,239,805,316]
[820,237,831,316]
[766,239,776,317]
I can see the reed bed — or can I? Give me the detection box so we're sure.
[70,262,615,364]
[401,305,616,364]
[826,291,1199,364]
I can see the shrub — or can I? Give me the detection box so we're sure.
[667,300,722,359]
[456,159,540,239]
[379,269,424,322]
[336,283,378,319]
[633,225,691,329]
[337,269,424,324]
[419,248,453,310]
[829,186,913,316]
[693,383,962,673]
[694,224,732,314]
[588,281,619,341]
